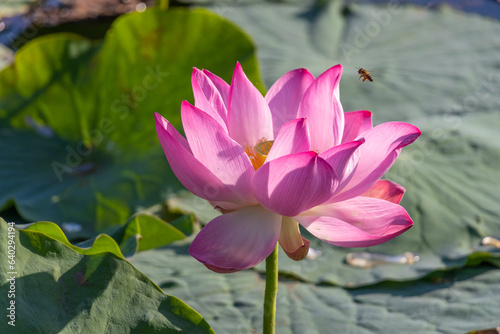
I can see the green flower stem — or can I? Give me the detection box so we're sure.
[155,0,169,10]
[263,243,279,334]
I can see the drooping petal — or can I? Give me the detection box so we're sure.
[155,111,191,152]
[319,139,364,192]
[296,197,413,247]
[265,68,314,138]
[155,112,247,207]
[266,118,310,161]
[203,69,230,108]
[228,62,273,147]
[362,179,405,204]
[342,110,372,144]
[181,101,256,204]
[191,68,228,130]
[332,122,421,202]
[252,151,336,217]
[298,65,344,152]
[189,205,281,273]
[279,216,310,261]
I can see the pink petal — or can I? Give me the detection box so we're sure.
[156,112,191,152]
[362,180,405,204]
[297,65,344,152]
[155,113,248,208]
[266,118,310,161]
[191,68,228,130]
[252,151,336,217]
[342,110,372,144]
[333,122,421,202]
[319,139,364,192]
[265,68,314,138]
[189,205,281,273]
[181,101,256,204]
[228,62,273,147]
[279,216,310,261]
[203,69,230,108]
[296,197,413,247]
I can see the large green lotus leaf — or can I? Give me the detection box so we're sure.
[201,1,500,122]
[0,219,214,333]
[130,245,500,334]
[0,7,263,235]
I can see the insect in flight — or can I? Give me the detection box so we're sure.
[357,68,373,82]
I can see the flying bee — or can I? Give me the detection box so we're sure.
[357,68,373,82]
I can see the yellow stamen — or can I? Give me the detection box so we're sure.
[245,138,274,171]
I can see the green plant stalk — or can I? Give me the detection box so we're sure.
[156,0,169,10]
[263,243,279,334]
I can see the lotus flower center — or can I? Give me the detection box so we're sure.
[245,138,274,171]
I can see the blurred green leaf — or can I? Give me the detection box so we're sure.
[0,7,264,235]
[19,212,188,258]
[167,190,221,224]
[169,213,196,236]
[103,213,188,257]
[0,218,215,333]
[131,245,500,334]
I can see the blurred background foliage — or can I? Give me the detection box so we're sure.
[1,0,500,333]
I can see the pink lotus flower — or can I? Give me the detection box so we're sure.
[155,63,421,273]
